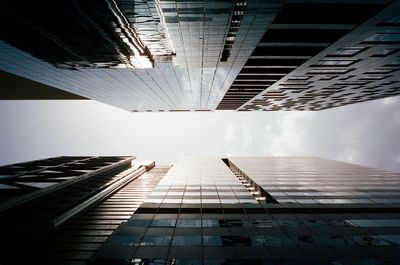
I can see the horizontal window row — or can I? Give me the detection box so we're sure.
[277,198,400,204]
[110,235,400,247]
[151,192,253,195]
[148,193,252,197]
[126,218,400,228]
[129,258,392,265]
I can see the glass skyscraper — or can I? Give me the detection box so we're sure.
[1,156,400,264]
[1,0,400,111]
[92,157,400,265]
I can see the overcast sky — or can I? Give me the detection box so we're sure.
[0,95,399,172]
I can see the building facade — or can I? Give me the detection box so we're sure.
[93,157,400,265]
[1,0,400,111]
[1,156,400,264]
[0,156,169,264]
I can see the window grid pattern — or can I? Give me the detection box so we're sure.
[143,158,259,207]
[0,156,131,209]
[49,166,169,264]
[0,1,279,111]
[237,2,400,111]
[94,157,400,264]
[228,157,400,206]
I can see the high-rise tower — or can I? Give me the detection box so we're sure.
[0,156,169,264]
[94,157,400,264]
[1,1,400,111]
[1,156,400,264]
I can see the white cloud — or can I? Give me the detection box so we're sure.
[269,112,314,156]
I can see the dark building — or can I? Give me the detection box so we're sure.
[2,156,400,264]
[217,1,400,111]
[0,156,169,264]
[1,0,400,111]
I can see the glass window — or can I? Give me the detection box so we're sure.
[182,199,201,204]
[322,236,355,246]
[127,219,152,227]
[383,13,400,24]
[171,236,202,246]
[202,199,220,203]
[263,236,294,247]
[377,219,400,227]
[176,219,201,227]
[221,236,251,246]
[276,220,302,228]
[220,199,240,204]
[202,219,220,227]
[251,236,267,246]
[140,236,172,246]
[307,69,351,74]
[241,220,253,227]
[252,220,274,227]
[364,32,400,43]
[220,219,242,227]
[347,219,380,227]
[203,236,223,246]
[371,48,397,57]
[302,220,325,227]
[352,236,390,246]
[327,220,353,227]
[314,60,357,66]
[110,235,142,246]
[379,235,400,245]
[294,235,315,246]
[328,47,365,56]
[150,219,176,227]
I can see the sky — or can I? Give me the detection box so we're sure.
[0,96,399,172]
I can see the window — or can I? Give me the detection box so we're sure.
[150,219,176,227]
[313,59,358,67]
[327,47,366,57]
[203,236,223,246]
[171,236,202,246]
[109,235,142,246]
[140,236,172,246]
[176,220,201,227]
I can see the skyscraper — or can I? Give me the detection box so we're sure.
[92,157,400,264]
[1,0,400,112]
[0,156,169,264]
[2,156,399,264]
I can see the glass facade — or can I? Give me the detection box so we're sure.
[229,157,400,206]
[3,1,399,111]
[0,156,132,211]
[0,0,278,111]
[50,166,169,264]
[93,157,400,264]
